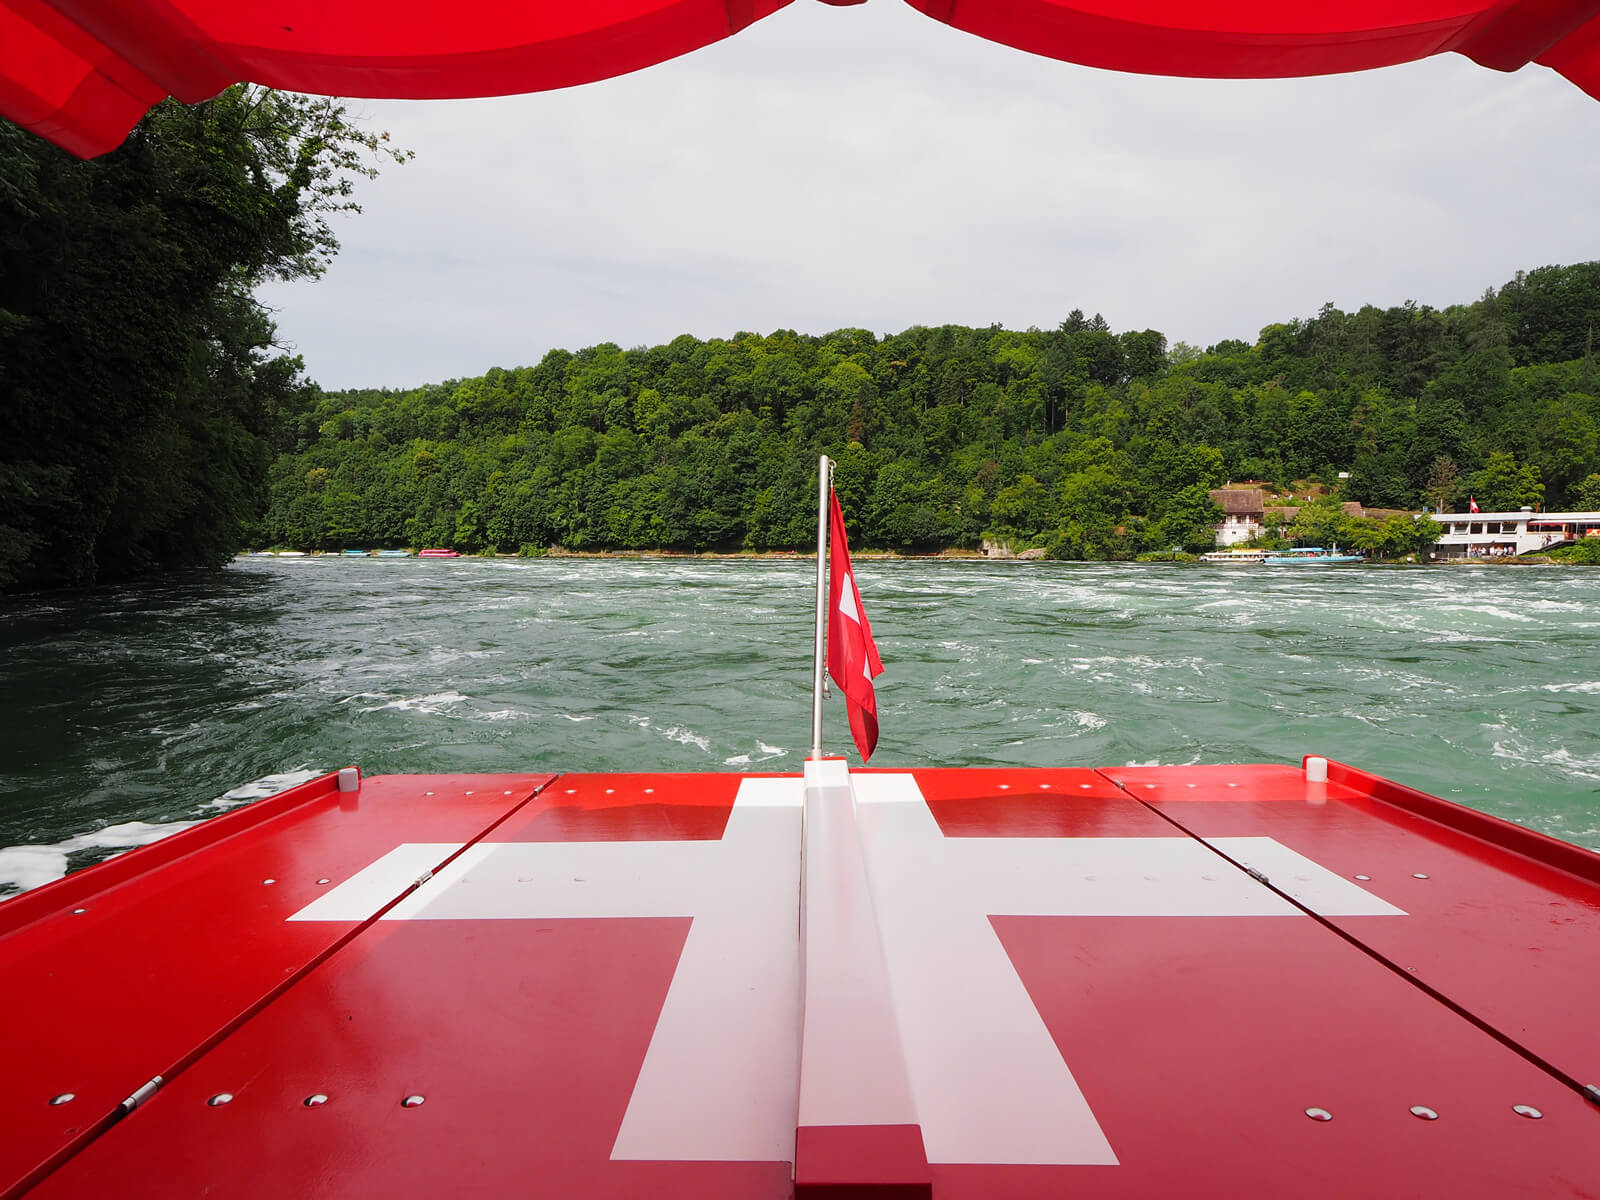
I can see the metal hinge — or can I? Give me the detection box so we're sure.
[1584,1083,1600,1107]
[413,868,434,888]
[120,1076,162,1113]
[1245,867,1270,886]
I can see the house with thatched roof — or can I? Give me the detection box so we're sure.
[1209,489,1265,546]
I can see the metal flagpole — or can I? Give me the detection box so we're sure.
[810,455,830,760]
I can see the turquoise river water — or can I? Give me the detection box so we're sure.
[2,557,1598,896]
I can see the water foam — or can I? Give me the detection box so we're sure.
[0,819,200,894]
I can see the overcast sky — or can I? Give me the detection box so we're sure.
[255,1,1600,393]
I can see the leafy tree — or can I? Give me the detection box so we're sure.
[1572,473,1600,510]
[0,88,406,590]
[1157,485,1225,553]
[1422,455,1461,513]
[1468,451,1545,512]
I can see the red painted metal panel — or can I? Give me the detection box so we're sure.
[1103,763,1600,1094]
[27,918,791,1200]
[490,770,749,842]
[795,1125,931,1199]
[9,764,1600,1198]
[0,772,551,1199]
[899,766,1163,837]
[932,913,1600,1198]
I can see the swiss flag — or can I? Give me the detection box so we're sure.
[827,489,884,761]
[1469,496,1480,513]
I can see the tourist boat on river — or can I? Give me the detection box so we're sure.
[1199,548,1267,564]
[1264,547,1365,565]
[5,3,1600,1197]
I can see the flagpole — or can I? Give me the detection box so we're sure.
[810,455,830,760]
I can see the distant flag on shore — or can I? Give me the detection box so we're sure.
[827,490,884,761]
[1469,496,1480,513]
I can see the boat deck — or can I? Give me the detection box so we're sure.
[3,760,1598,1198]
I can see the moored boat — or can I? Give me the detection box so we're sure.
[417,548,460,558]
[1264,546,1364,565]
[1199,548,1267,564]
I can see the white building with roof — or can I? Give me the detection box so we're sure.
[1430,507,1600,559]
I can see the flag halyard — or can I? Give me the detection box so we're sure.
[827,489,884,761]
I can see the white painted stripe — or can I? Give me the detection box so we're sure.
[610,777,803,1163]
[287,843,461,922]
[852,773,1118,1165]
[1207,837,1407,916]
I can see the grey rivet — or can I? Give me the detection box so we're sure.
[1039,783,1051,789]
[303,1094,328,1107]
[565,788,576,794]
[424,791,434,796]
[464,790,473,795]
[605,789,614,795]
[1304,1107,1332,1121]
[644,788,654,794]
[315,878,331,885]
[401,1094,425,1108]
[1512,1104,1543,1119]
[49,1093,75,1106]
[1412,873,1430,880]
[262,879,276,886]
[503,790,512,795]
[208,1093,234,1107]
[998,784,1010,790]
[1080,783,1092,789]
[1354,874,1371,881]
[1410,1105,1438,1120]
[71,908,86,915]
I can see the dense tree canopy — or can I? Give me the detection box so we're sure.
[0,88,405,592]
[256,264,1600,559]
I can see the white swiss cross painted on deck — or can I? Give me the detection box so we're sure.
[291,773,1403,1166]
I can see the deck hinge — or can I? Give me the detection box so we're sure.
[120,1076,163,1113]
[1245,867,1270,886]
[1584,1083,1600,1107]
[413,868,434,888]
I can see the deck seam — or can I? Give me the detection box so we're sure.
[1091,767,1600,1113]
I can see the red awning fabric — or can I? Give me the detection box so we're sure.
[5,0,1600,158]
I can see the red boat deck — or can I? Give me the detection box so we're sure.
[2,759,1598,1198]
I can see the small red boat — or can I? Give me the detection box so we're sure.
[416,549,460,558]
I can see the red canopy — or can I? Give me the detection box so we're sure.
[5,0,1600,158]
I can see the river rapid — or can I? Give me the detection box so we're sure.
[3,556,1598,896]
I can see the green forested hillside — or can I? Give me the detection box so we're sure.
[260,265,1600,558]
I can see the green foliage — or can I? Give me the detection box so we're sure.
[15,117,1600,583]
[1572,474,1600,510]
[254,261,1600,557]
[1468,451,1545,512]
[0,88,406,591]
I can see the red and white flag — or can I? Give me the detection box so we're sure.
[1469,496,1480,513]
[827,489,884,761]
